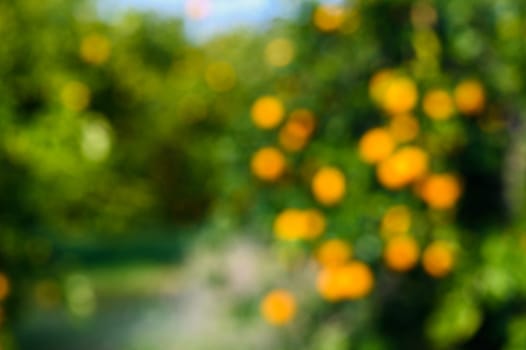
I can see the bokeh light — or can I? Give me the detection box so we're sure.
[80,33,112,65]
[264,38,295,68]
[205,61,237,92]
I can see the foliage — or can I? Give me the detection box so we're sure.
[1,0,526,349]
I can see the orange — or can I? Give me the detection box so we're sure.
[381,205,411,238]
[419,174,461,209]
[304,209,327,239]
[388,113,419,142]
[316,261,374,301]
[337,262,374,299]
[358,128,396,164]
[454,80,485,115]
[422,241,455,277]
[316,267,343,301]
[382,77,418,115]
[273,209,308,240]
[316,239,352,267]
[279,109,316,152]
[311,167,346,206]
[369,69,395,104]
[260,289,296,325]
[250,147,286,182]
[279,128,308,152]
[0,273,9,301]
[251,96,285,129]
[274,209,326,240]
[376,146,429,189]
[423,89,454,120]
[383,236,419,272]
[313,4,345,32]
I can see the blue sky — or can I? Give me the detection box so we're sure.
[97,0,301,41]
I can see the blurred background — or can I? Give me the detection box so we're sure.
[2,0,526,349]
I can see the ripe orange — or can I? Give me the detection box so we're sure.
[338,262,374,299]
[251,96,285,129]
[273,209,326,240]
[316,267,343,301]
[316,261,374,301]
[311,166,346,206]
[304,209,327,239]
[358,128,396,164]
[422,241,455,278]
[383,236,419,272]
[382,77,418,115]
[260,289,296,325]
[423,89,454,120]
[369,69,395,104]
[279,109,316,152]
[313,4,345,32]
[0,274,9,301]
[454,80,485,115]
[316,239,352,267]
[376,146,428,190]
[250,147,286,182]
[419,174,461,209]
[273,209,308,240]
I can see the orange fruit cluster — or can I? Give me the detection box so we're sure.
[279,109,316,152]
[362,69,475,212]
[316,261,374,301]
[376,146,429,190]
[249,98,318,185]
[378,206,456,276]
[314,239,374,301]
[382,236,455,277]
[250,68,472,325]
[359,69,466,284]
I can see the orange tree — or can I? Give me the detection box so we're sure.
[2,0,526,349]
[239,0,526,349]
[0,0,235,347]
